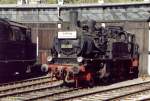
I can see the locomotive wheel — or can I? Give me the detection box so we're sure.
[112,60,129,82]
[129,59,139,79]
[129,67,139,79]
[62,71,77,87]
[85,72,95,87]
[62,70,67,82]
[133,67,139,78]
[87,78,94,87]
[110,61,119,83]
[14,64,28,78]
[100,71,112,85]
[101,63,112,85]
[55,71,62,80]
[119,62,126,81]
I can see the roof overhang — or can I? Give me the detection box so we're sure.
[0,2,149,22]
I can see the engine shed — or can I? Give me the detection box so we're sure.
[0,2,149,76]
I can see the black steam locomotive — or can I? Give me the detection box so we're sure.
[45,11,139,87]
[0,18,37,78]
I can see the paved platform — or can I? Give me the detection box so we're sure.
[94,76,150,91]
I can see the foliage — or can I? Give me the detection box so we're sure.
[47,0,56,4]
[0,0,144,4]
[0,0,17,4]
[105,0,143,3]
[52,0,143,3]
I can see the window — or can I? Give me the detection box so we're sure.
[10,26,26,41]
[26,29,31,41]
[0,22,9,41]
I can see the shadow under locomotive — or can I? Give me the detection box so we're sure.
[43,11,139,87]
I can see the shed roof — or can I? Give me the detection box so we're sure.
[0,2,149,22]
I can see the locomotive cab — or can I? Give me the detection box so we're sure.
[0,18,36,78]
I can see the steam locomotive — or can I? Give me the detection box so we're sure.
[0,18,42,79]
[44,11,139,87]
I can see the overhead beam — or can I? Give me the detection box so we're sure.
[0,2,149,9]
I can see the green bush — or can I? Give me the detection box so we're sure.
[0,0,143,4]
[0,0,17,4]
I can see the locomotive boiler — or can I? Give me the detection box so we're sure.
[45,11,139,87]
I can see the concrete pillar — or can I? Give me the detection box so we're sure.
[124,22,149,76]
[139,22,149,76]
[148,22,150,75]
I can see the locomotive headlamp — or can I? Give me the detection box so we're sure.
[77,57,83,63]
[47,56,53,62]
[41,64,49,73]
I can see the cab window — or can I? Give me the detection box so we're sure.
[26,29,31,41]
[0,22,9,41]
[10,26,26,41]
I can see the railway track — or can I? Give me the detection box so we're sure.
[0,75,61,98]
[21,79,150,101]
[70,80,150,101]
[0,75,52,92]
[113,89,150,101]
[0,82,78,101]
[0,75,50,87]
[1,77,150,101]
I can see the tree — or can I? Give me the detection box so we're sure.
[47,0,56,4]
[105,0,143,3]
[0,0,144,4]
[0,0,17,4]
[47,0,143,4]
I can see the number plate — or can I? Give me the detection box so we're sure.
[61,44,73,48]
[58,31,77,39]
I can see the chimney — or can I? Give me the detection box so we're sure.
[69,10,78,30]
